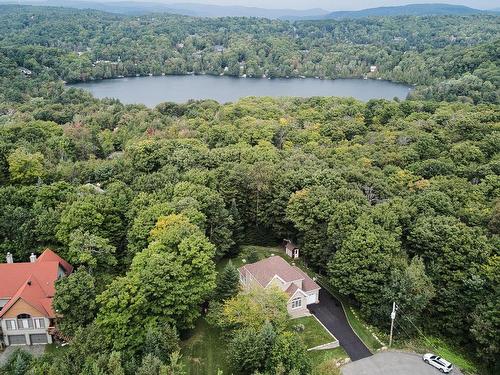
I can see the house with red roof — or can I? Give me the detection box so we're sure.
[238,256,320,318]
[0,249,73,346]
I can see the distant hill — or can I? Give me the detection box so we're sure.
[0,0,329,18]
[165,2,329,18]
[320,3,496,20]
[2,1,497,19]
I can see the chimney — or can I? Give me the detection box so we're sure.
[30,253,37,263]
[6,252,13,263]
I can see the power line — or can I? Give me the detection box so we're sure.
[396,304,437,351]
[393,319,414,342]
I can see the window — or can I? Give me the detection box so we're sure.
[17,314,33,329]
[291,297,302,309]
[34,318,45,329]
[5,319,16,330]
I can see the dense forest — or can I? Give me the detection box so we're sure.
[0,5,499,104]
[0,4,498,375]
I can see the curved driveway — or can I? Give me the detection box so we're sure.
[308,289,372,361]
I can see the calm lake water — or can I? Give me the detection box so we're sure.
[69,75,412,106]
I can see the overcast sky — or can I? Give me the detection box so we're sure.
[155,1,500,10]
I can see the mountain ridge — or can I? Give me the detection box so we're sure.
[0,1,498,19]
[0,0,329,18]
[320,3,496,20]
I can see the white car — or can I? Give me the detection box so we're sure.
[423,353,453,373]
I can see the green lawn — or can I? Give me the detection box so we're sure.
[309,346,348,363]
[310,347,349,375]
[180,319,230,375]
[290,316,335,349]
[44,343,61,354]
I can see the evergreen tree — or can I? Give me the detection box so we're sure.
[136,354,164,375]
[229,198,245,248]
[107,352,125,375]
[214,260,240,302]
[1,348,33,375]
[164,351,186,375]
[143,323,180,363]
[246,249,260,264]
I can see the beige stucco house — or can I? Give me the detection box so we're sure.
[238,256,320,318]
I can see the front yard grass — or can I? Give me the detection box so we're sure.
[290,316,335,349]
[310,347,349,375]
[182,316,346,375]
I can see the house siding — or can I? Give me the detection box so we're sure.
[287,292,310,318]
[2,299,44,318]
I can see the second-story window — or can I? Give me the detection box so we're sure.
[5,319,16,330]
[17,313,33,329]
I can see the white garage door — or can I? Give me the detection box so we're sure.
[8,335,27,345]
[306,293,317,305]
[30,334,48,344]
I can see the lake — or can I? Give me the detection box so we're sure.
[69,75,412,107]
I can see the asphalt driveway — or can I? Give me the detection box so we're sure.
[308,288,372,361]
[342,351,463,375]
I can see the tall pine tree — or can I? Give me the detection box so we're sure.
[214,260,240,301]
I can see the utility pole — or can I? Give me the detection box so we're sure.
[389,302,397,347]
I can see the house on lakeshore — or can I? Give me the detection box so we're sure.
[0,249,73,346]
[283,239,299,259]
[238,256,320,318]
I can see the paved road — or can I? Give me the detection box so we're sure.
[308,288,372,361]
[342,351,463,375]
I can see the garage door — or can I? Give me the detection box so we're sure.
[8,335,26,345]
[30,334,48,344]
[306,293,317,304]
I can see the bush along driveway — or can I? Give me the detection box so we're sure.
[308,289,372,361]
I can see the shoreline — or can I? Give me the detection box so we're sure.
[65,73,414,88]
